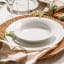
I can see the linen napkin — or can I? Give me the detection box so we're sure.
[39,0,64,10]
[0,40,56,64]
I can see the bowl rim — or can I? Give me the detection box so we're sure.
[13,17,54,42]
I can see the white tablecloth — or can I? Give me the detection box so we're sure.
[0,4,20,25]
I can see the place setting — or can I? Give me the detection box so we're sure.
[0,16,64,63]
[4,17,64,51]
[0,0,64,64]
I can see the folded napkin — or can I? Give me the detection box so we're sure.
[0,40,56,64]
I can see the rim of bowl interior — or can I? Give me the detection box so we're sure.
[13,17,54,42]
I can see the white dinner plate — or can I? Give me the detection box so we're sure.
[12,0,39,12]
[5,17,64,51]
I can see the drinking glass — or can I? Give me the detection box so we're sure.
[6,0,15,14]
[6,0,39,15]
[5,0,30,15]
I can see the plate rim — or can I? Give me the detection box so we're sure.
[5,17,64,51]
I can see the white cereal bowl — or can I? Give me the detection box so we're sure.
[13,17,54,43]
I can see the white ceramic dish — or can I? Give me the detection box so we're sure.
[5,17,64,51]
[13,17,54,43]
[12,0,39,12]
